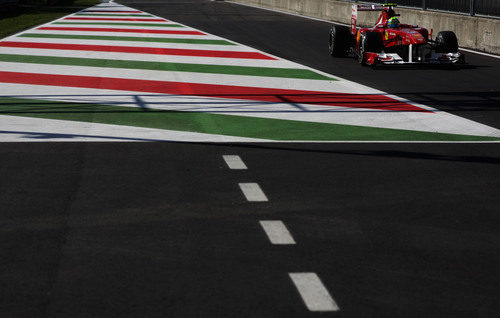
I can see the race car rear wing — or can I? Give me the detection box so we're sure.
[351,3,397,35]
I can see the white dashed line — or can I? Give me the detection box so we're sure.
[223,155,248,170]
[289,273,339,312]
[238,183,268,202]
[259,220,296,245]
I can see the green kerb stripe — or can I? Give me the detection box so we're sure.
[74,13,154,17]
[1,97,498,142]
[53,22,185,27]
[19,33,235,45]
[0,53,334,80]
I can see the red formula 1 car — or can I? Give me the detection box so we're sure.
[329,3,464,66]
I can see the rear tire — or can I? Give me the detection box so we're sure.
[435,31,458,53]
[329,25,351,57]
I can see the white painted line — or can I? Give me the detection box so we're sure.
[289,273,339,312]
[259,220,296,245]
[459,47,500,59]
[223,155,248,170]
[238,183,268,201]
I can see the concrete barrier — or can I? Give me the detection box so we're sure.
[231,0,500,55]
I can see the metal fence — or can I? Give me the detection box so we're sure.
[349,0,500,17]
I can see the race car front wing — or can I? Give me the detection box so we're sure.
[364,44,464,65]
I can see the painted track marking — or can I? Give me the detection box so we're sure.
[0,71,424,112]
[64,17,167,22]
[238,183,268,202]
[223,155,247,170]
[37,26,204,35]
[289,273,339,312]
[259,221,296,245]
[0,42,274,59]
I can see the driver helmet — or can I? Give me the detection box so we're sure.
[387,17,400,28]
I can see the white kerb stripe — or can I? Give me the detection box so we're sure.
[223,155,247,170]
[238,183,268,202]
[259,220,296,245]
[289,273,339,312]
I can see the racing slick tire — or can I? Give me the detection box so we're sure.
[329,25,351,57]
[358,32,383,65]
[435,31,458,53]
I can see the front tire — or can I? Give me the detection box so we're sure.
[435,31,458,53]
[358,32,382,65]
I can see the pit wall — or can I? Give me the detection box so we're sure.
[230,0,500,55]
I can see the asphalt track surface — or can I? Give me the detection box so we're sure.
[1,1,500,317]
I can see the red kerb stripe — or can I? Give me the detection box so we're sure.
[38,26,204,35]
[64,17,167,22]
[0,71,428,112]
[0,41,276,60]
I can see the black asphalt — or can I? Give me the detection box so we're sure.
[1,1,500,317]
